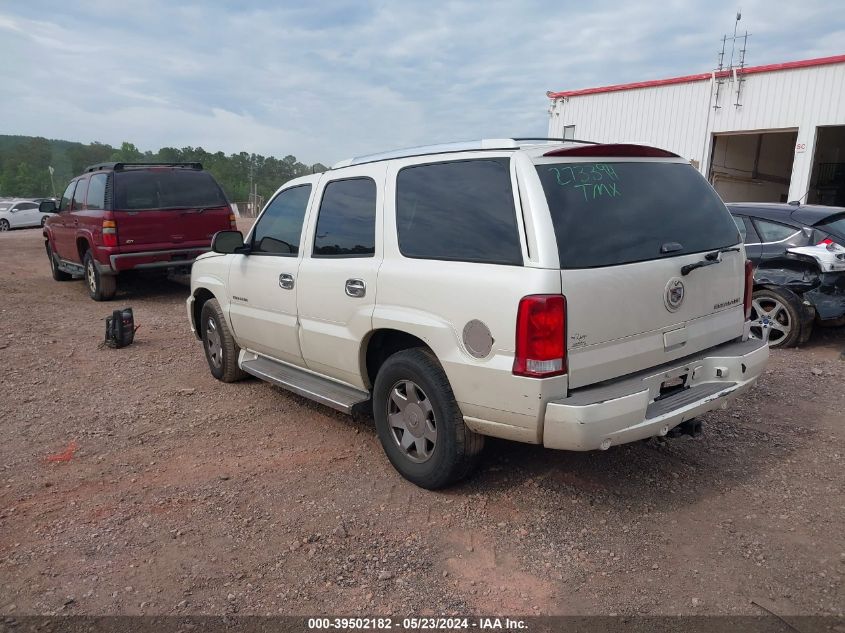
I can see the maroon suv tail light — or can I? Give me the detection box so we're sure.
[102,215,118,247]
[513,295,567,378]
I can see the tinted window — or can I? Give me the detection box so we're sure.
[16,202,37,210]
[252,185,312,255]
[72,178,89,210]
[87,174,108,210]
[536,161,740,268]
[60,181,76,212]
[313,178,377,257]
[817,214,845,242]
[114,169,226,210]
[753,219,799,242]
[396,159,522,265]
[732,215,747,241]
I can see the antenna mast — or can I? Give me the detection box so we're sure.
[714,10,750,111]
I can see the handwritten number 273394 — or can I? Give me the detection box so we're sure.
[547,164,621,201]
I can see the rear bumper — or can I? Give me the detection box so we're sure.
[542,336,769,451]
[107,247,209,273]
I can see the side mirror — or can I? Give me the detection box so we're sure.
[39,200,57,214]
[211,230,245,254]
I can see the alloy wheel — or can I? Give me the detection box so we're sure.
[205,317,223,369]
[750,296,792,346]
[86,260,97,293]
[387,380,437,463]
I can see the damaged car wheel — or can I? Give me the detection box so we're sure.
[750,288,803,348]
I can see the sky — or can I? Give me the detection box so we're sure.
[1,1,843,166]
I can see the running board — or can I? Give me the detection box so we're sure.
[240,355,370,414]
[57,258,84,275]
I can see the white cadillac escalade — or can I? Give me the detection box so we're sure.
[187,139,769,489]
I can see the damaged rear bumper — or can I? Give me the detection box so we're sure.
[543,336,768,451]
[805,271,845,322]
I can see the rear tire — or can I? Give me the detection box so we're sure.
[46,242,72,281]
[0,219,9,231]
[200,298,246,383]
[749,287,803,348]
[83,251,117,301]
[373,348,484,489]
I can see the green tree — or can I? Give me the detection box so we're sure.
[0,134,324,201]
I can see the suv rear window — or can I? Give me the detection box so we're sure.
[114,169,227,210]
[536,161,740,268]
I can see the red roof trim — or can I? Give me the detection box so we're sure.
[547,54,845,99]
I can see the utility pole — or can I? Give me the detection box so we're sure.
[48,166,56,198]
[248,160,255,216]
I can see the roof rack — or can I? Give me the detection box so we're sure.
[85,162,203,173]
[331,137,596,169]
[511,137,599,145]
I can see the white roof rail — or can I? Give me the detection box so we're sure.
[331,138,523,169]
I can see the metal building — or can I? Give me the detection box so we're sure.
[547,54,845,206]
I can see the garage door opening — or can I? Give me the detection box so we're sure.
[708,130,797,203]
[808,125,845,206]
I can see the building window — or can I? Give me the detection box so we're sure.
[563,125,576,140]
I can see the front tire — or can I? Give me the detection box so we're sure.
[46,242,72,281]
[373,348,484,489]
[200,298,246,383]
[83,251,117,301]
[749,287,803,347]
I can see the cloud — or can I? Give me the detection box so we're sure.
[1,0,843,165]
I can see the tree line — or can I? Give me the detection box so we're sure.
[0,135,327,202]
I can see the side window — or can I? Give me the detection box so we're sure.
[16,202,37,211]
[753,219,798,243]
[72,178,89,210]
[251,184,312,255]
[396,158,522,265]
[313,178,377,257]
[731,215,747,241]
[60,181,76,212]
[87,174,108,210]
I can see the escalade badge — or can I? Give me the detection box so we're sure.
[664,278,685,312]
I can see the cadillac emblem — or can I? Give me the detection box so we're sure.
[664,278,685,312]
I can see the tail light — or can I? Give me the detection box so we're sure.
[513,294,567,378]
[743,260,754,320]
[818,237,834,246]
[229,214,237,230]
[102,219,117,247]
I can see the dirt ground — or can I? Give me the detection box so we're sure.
[0,224,843,619]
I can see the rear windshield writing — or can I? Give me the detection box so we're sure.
[536,161,740,268]
[547,163,621,201]
[114,170,226,210]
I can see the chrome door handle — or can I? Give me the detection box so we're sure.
[345,278,366,298]
[279,273,295,289]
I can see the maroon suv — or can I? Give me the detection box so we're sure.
[40,162,235,300]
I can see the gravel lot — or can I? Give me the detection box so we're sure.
[0,224,843,618]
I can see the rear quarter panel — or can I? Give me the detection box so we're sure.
[374,154,566,438]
